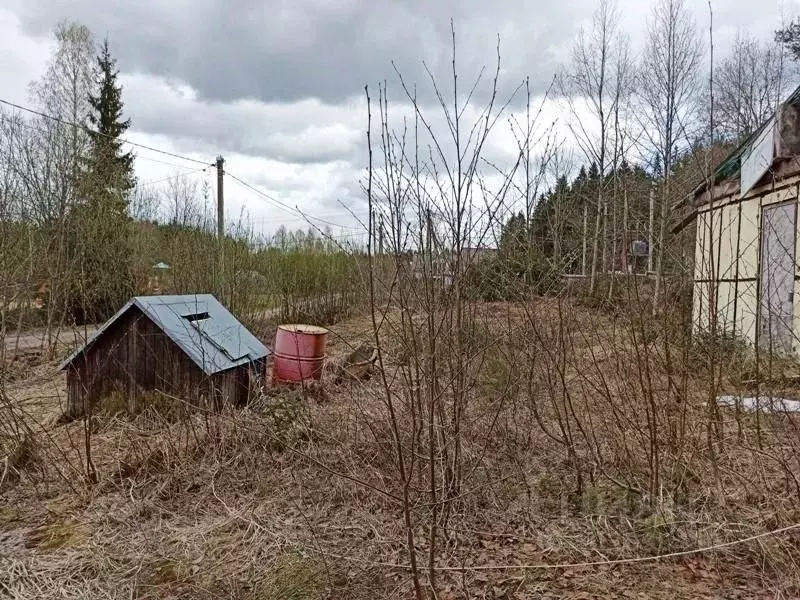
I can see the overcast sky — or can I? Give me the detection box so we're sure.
[0,0,796,238]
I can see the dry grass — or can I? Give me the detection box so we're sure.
[1,302,800,598]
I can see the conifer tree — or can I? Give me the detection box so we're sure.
[71,38,136,322]
[84,38,135,206]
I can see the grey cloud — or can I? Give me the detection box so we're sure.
[9,0,588,105]
[120,73,366,164]
[9,0,782,115]
[227,152,367,214]
[4,0,787,236]
[121,70,553,178]
[7,0,785,158]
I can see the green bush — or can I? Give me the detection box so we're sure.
[463,252,559,301]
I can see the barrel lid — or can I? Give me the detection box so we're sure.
[278,324,329,335]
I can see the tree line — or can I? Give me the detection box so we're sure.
[3,3,800,335]
[480,0,799,307]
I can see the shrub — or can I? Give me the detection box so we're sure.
[463,252,559,301]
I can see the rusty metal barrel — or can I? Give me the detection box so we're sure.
[271,324,329,383]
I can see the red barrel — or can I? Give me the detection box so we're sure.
[272,324,329,383]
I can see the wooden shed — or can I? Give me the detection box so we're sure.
[677,84,800,354]
[60,294,270,418]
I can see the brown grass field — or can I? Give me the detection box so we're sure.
[2,298,800,599]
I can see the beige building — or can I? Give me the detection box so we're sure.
[683,86,800,354]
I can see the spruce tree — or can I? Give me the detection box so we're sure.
[71,38,136,323]
[776,22,800,62]
[85,38,135,204]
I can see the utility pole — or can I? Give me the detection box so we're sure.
[623,185,629,273]
[647,184,655,274]
[216,156,225,240]
[378,213,385,256]
[216,156,225,294]
[581,205,588,276]
[370,208,376,255]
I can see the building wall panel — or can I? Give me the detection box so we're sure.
[692,167,800,349]
[737,280,760,342]
[738,198,760,281]
[693,211,710,332]
[716,203,738,282]
[693,193,763,346]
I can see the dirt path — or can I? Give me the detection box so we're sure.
[2,326,99,357]
[1,299,321,358]
[2,305,280,357]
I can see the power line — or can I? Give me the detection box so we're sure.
[251,211,369,227]
[136,166,210,188]
[3,96,364,233]
[227,170,357,229]
[224,172,311,220]
[2,97,364,232]
[225,170,361,230]
[132,153,210,170]
[1,102,213,191]
[0,97,211,167]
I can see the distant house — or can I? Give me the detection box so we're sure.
[60,294,270,418]
[622,240,649,274]
[33,281,49,308]
[147,262,171,294]
[462,247,498,262]
[676,84,800,353]
[412,246,498,287]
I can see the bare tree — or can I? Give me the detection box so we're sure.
[27,21,95,222]
[712,33,785,140]
[0,112,23,221]
[545,145,575,269]
[162,173,202,228]
[563,0,626,293]
[607,35,633,294]
[0,112,28,361]
[128,187,160,222]
[362,24,552,595]
[637,0,700,312]
[2,21,98,348]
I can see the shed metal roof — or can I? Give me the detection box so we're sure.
[60,294,269,375]
[692,82,800,200]
[672,82,800,234]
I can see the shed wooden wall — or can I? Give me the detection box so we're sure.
[65,306,262,417]
[692,174,800,348]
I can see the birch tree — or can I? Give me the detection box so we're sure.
[27,20,95,222]
[163,173,202,228]
[607,38,633,294]
[713,34,785,140]
[563,0,626,294]
[12,21,96,343]
[637,0,700,312]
